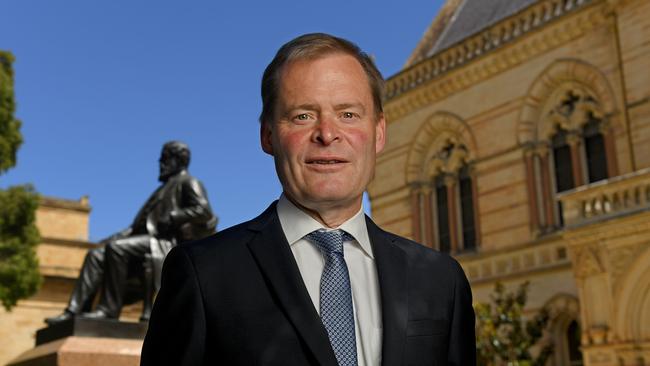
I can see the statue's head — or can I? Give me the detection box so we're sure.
[159,141,191,182]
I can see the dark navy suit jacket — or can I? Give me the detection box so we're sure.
[141,202,476,366]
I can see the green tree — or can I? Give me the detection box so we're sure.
[0,50,41,311]
[474,282,553,366]
[0,51,22,174]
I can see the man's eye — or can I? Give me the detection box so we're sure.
[342,112,356,119]
[295,114,310,121]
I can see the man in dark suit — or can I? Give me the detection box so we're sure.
[141,34,475,365]
[46,141,217,324]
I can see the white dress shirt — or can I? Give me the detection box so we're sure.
[276,194,383,366]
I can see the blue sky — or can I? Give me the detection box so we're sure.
[1,1,444,241]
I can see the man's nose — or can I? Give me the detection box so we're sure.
[313,114,340,145]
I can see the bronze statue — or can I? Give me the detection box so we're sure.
[45,141,217,324]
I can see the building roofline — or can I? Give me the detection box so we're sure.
[387,0,599,105]
[404,0,465,68]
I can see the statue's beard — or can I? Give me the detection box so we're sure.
[159,168,174,182]
[159,164,186,182]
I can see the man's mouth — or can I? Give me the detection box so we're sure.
[307,160,345,164]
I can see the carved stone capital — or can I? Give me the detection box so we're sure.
[566,131,582,147]
[420,185,433,195]
[410,182,426,194]
[443,174,458,188]
[609,243,648,291]
[598,119,612,134]
[535,143,551,157]
[523,143,537,158]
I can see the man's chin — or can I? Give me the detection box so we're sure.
[301,191,362,209]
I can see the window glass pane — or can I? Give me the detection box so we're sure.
[567,320,583,366]
[459,168,476,251]
[552,130,575,193]
[583,119,608,183]
[585,134,608,183]
[435,176,451,253]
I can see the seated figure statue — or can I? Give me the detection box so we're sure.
[45,141,217,324]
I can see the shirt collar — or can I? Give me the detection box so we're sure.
[276,194,374,259]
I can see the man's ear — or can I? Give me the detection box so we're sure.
[375,113,386,154]
[260,121,274,155]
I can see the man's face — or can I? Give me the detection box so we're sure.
[261,53,386,212]
[158,148,180,182]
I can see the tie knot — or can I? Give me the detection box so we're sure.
[306,229,352,254]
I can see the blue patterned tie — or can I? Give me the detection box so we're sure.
[306,230,358,366]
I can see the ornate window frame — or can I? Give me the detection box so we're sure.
[518,59,620,233]
[406,112,480,253]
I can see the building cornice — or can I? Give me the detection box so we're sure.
[39,195,91,213]
[457,230,572,283]
[384,0,609,122]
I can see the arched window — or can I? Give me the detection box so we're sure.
[518,60,620,235]
[526,89,617,232]
[406,112,479,252]
[422,141,478,253]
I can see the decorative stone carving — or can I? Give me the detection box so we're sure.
[517,59,616,146]
[429,140,469,177]
[548,89,603,131]
[406,112,476,184]
[573,245,605,279]
[541,88,605,140]
[609,243,648,291]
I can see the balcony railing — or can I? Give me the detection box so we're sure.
[557,168,650,227]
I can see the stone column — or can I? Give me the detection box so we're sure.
[537,144,556,229]
[565,240,616,366]
[524,146,540,235]
[444,174,460,253]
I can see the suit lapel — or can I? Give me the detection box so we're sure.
[246,203,338,366]
[366,216,409,366]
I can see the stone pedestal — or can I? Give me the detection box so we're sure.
[7,318,146,366]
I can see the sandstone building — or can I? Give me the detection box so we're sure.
[0,197,142,365]
[368,0,650,365]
